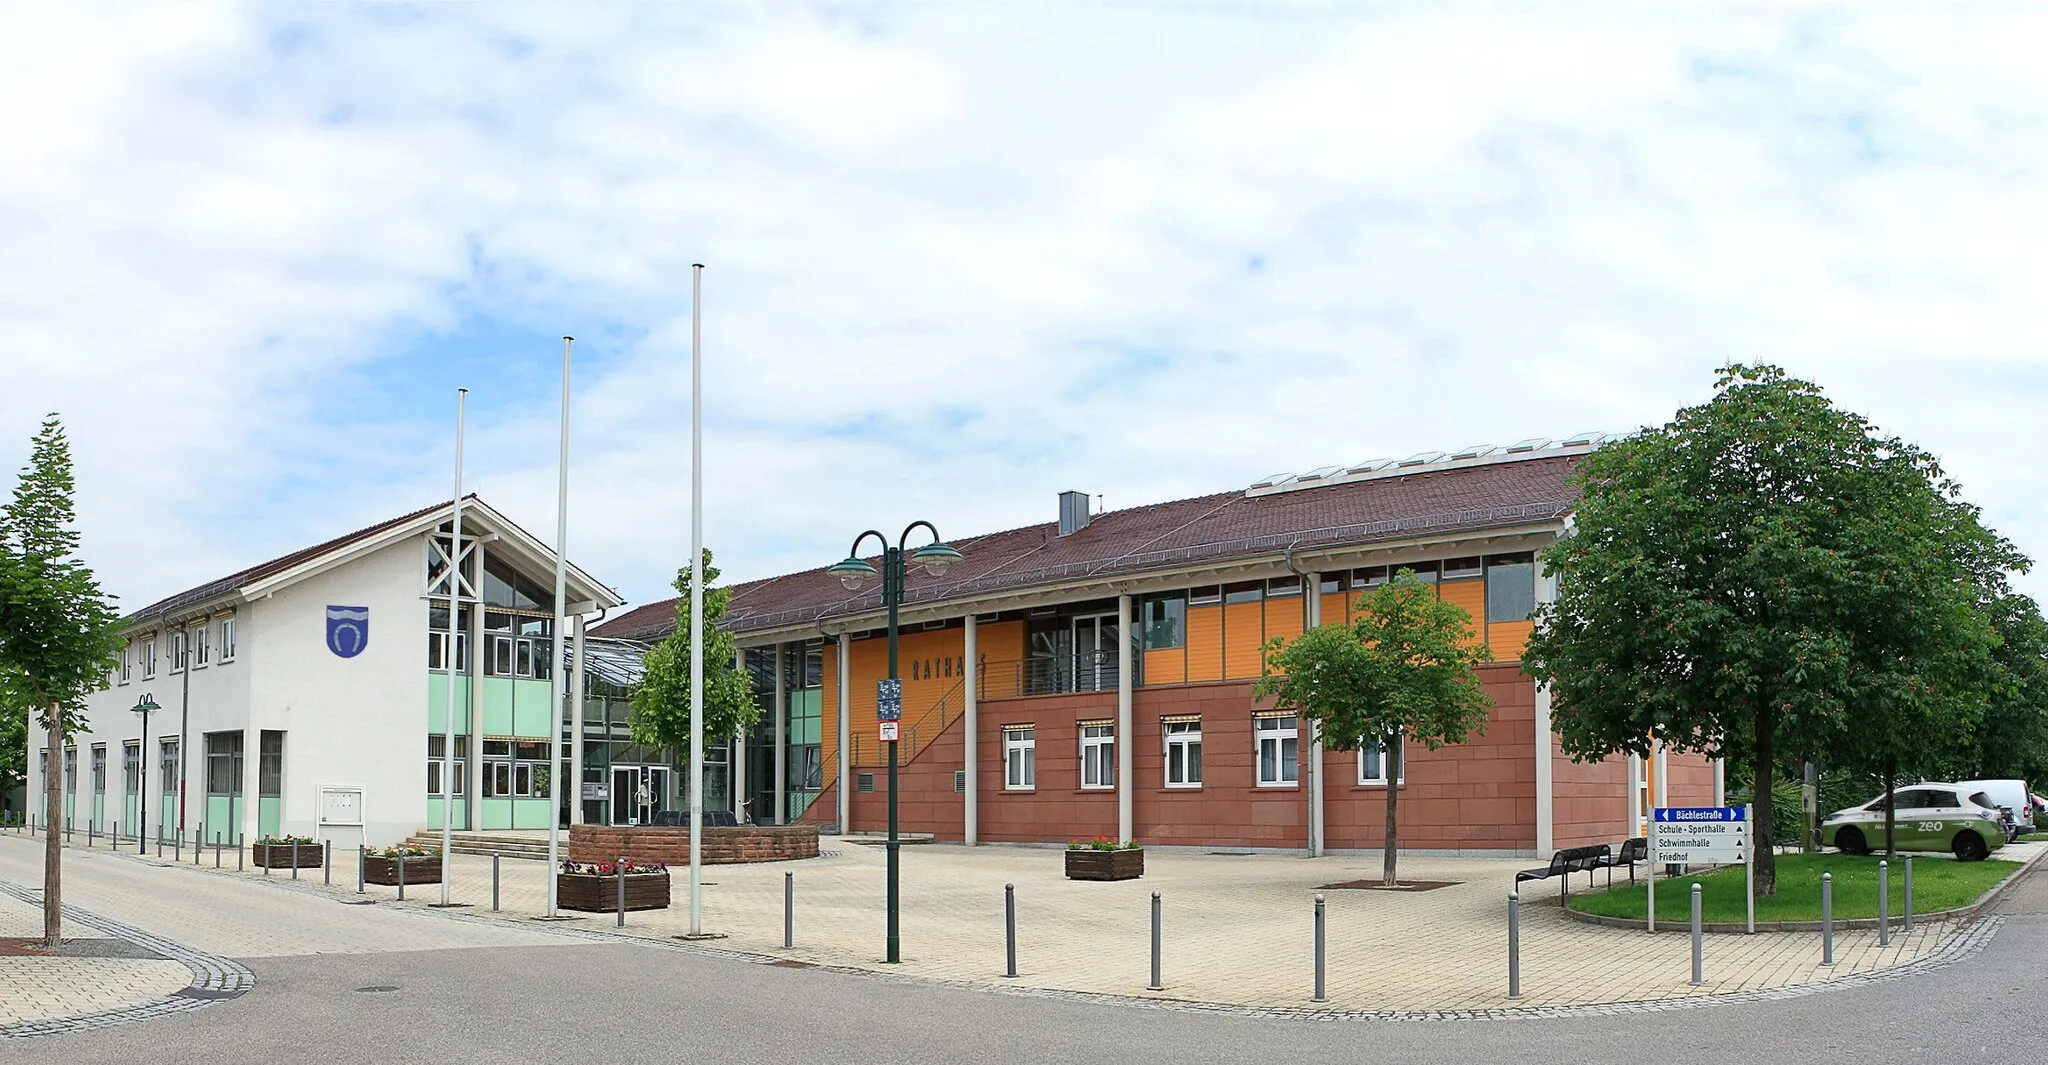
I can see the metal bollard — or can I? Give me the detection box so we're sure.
[1878,860,1889,947]
[616,856,627,928]
[1508,890,1522,998]
[358,845,365,894]
[263,841,271,876]
[291,840,299,880]
[195,831,202,866]
[1312,893,1327,1003]
[1004,883,1018,978]
[398,853,406,901]
[1147,891,1164,991]
[237,837,244,872]
[174,831,180,861]
[784,872,794,949]
[1689,883,1703,986]
[114,821,120,850]
[215,833,222,869]
[1903,856,1913,932]
[324,841,332,886]
[89,823,95,847]
[492,854,501,911]
[1821,872,1834,965]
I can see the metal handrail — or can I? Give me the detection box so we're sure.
[977,652,1122,701]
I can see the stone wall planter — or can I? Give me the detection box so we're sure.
[1065,848,1145,881]
[363,854,442,886]
[251,842,325,870]
[558,871,671,912]
[568,825,819,866]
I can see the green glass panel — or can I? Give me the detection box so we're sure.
[480,797,515,831]
[483,678,517,736]
[205,795,242,841]
[511,797,551,830]
[428,674,474,734]
[93,794,105,832]
[258,796,281,839]
[512,678,554,738]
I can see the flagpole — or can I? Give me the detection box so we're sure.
[441,388,466,906]
[689,263,705,936]
[545,337,572,917]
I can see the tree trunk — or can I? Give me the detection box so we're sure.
[1752,705,1776,897]
[1883,760,1897,860]
[1381,736,1402,888]
[43,705,63,947]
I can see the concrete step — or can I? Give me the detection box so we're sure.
[403,833,558,861]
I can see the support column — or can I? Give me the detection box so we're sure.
[1628,754,1643,835]
[1116,594,1133,844]
[963,617,978,845]
[239,727,261,849]
[1532,556,1556,855]
[836,632,851,834]
[1654,739,1669,810]
[773,643,787,825]
[1713,758,1726,808]
[570,614,587,825]
[1305,573,1324,858]
[466,541,485,831]
[733,647,747,822]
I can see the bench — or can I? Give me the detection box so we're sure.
[1594,837,1648,887]
[1515,844,1611,899]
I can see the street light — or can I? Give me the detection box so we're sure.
[130,694,160,846]
[831,522,962,964]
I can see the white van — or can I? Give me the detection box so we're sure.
[1955,779,2030,841]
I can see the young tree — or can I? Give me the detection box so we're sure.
[1969,593,2048,788]
[1521,365,2023,895]
[0,687,23,814]
[628,549,758,810]
[0,416,122,945]
[1255,571,1493,887]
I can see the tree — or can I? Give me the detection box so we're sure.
[628,549,758,807]
[1254,571,1493,887]
[1969,593,2048,789]
[1521,365,2024,895]
[0,686,23,814]
[0,416,122,945]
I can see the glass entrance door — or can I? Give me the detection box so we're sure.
[611,767,635,825]
[642,767,671,825]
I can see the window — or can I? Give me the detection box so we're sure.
[1255,715,1298,787]
[482,739,550,797]
[91,745,106,794]
[1142,594,1186,650]
[119,642,132,684]
[1003,727,1035,790]
[428,630,470,671]
[169,630,187,674]
[1443,556,1483,581]
[1393,560,1439,584]
[205,732,243,795]
[1223,580,1264,604]
[1079,723,1114,789]
[1358,734,1405,785]
[1189,586,1222,606]
[159,740,179,796]
[64,747,76,793]
[1163,718,1202,787]
[219,617,236,663]
[141,638,157,679]
[1266,576,1302,598]
[122,742,140,794]
[1350,566,1388,589]
[258,731,283,798]
[426,736,471,795]
[1485,553,1536,622]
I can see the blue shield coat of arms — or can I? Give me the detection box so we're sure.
[326,606,369,659]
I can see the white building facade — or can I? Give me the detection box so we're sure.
[22,497,621,849]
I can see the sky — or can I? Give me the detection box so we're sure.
[3,2,2045,614]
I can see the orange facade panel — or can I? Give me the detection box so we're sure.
[1488,619,1533,663]
[1185,604,1224,682]
[1319,592,1350,628]
[1440,578,1486,648]
[820,642,840,791]
[1143,647,1187,687]
[1222,601,1265,679]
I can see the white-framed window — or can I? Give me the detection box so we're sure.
[1003,726,1035,790]
[141,638,157,679]
[427,736,470,795]
[190,624,209,669]
[1255,714,1299,787]
[1079,722,1115,789]
[480,739,549,797]
[118,642,132,684]
[91,745,107,795]
[168,630,186,674]
[122,741,141,795]
[1163,718,1202,787]
[428,631,470,671]
[1358,734,1405,785]
[219,617,236,663]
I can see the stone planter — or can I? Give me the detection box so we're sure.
[558,871,671,912]
[251,842,325,870]
[363,853,442,886]
[1065,848,1145,881]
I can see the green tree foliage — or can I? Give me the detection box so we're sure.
[0,686,24,813]
[0,416,123,944]
[1255,572,1493,886]
[1521,365,2025,894]
[628,549,758,761]
[1968,593,2048,786]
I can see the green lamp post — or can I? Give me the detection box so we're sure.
[830,523,963,964]
[130,693,160,846]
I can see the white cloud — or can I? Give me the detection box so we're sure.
[1,2,2043,612]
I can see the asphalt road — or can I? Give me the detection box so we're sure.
[11,864,2046,1064]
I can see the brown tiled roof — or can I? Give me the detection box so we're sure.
[121,497,468,628]
[594,455,1583,643]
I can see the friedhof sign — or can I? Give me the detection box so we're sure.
[1651,806,1748,865]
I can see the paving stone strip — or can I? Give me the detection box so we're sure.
[0,879,253,1040]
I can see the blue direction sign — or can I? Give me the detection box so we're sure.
[1653,806,1747,823]
[876,678,902,722]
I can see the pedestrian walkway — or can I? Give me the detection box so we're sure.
[6,826,2027,1015]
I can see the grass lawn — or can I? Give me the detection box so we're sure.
[1567,852,2021,923]
[2020,834,2048,843]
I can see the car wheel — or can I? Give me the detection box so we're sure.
[1953,831,1988,862]
[1836,827,1867,855]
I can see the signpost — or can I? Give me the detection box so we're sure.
[1648,806,1753,934]
[879,721,900,742]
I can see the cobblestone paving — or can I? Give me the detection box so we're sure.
[9,826,2028,1016]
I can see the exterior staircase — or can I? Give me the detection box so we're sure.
[404,830,557,861]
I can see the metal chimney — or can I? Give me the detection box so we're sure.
[1058,491,1091,536]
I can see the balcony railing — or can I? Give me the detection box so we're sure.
[978,652,1121,701]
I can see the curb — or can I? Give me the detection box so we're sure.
[0,878,254,1040]
[1561,846,2044,933]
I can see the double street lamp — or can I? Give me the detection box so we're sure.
[130,693,160,845]
[828,522,963,964]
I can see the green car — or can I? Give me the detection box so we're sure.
[1821,783,2008,861]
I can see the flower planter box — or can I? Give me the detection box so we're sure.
[1065,848,1145,881]
[251,842,325,870]
[558,872,671,912]
[363,854,442,886]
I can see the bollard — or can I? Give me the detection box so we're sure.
[1689,883,1703,986]
[114,821,120,850]
[174,831,181,861]
[1903,856,1913,932]
[89,823,95,847]
[398,853,407,901]
[784,872,794,949]
[195,831,202,866]
[1821,872,1834,965]
[1508,890,1522,998]
[1312,893,1327,1003]
[492,854,501,911]
[324,841,332,886]
[1878,860,1889,947]
[236,838,244,872]
[263,841,271,876]
[215,833,222,869]
[1004,883,1018,978]
[291,840,299,880]
[1147,891,1164,992]
[358,845,366,894]
[616,856,627,929]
